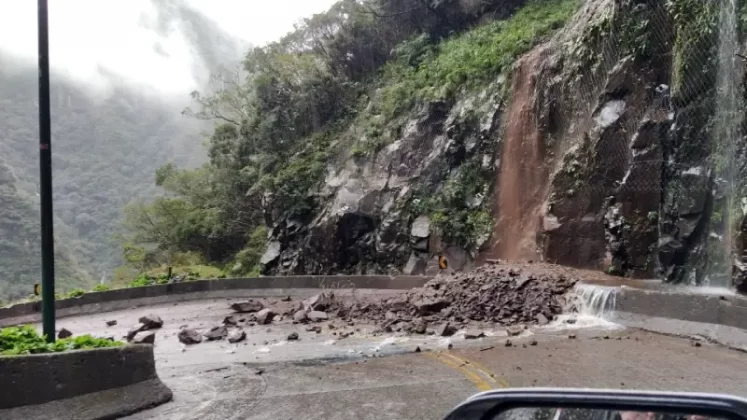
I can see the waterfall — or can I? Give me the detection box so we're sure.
[709,0,743,287]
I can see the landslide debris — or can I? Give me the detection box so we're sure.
[331,264,577,328]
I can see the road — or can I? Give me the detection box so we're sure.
[45,297,747,420]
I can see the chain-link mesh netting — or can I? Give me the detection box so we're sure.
[536,0,747,284]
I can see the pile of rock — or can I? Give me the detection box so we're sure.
[332,264,577,331]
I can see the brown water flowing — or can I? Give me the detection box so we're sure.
[491,47,549,261]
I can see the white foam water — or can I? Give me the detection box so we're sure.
[544,284,622,331]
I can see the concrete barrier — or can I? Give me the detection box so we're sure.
[0,275,432,327]
[0,344,172,420]
[605,286,747,350]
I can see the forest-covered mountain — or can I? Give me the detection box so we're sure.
[0,0,246,301]
[122,0,747,290]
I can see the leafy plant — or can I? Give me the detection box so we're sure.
[67,288,85,298]
[0,325,122,356]
[92,284,110,292]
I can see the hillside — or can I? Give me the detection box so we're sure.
[123,0,747,289]
[0,0,253,300]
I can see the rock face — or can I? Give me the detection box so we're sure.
[253,0,743,287]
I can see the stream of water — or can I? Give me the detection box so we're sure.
[709,0,743,286]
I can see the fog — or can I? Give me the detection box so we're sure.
[0,0,337,95]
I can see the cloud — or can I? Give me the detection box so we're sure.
[0,0,337,95]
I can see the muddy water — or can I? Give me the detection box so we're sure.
[492,46,550,262]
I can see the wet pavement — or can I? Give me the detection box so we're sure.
[41,297,747,420]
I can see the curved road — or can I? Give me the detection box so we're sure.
[41,296,747,420]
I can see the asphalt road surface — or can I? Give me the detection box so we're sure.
[44,297,747,420]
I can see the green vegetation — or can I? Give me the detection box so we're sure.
[0,325,122,356]
[119,0,580,275]
[66,288,86,298]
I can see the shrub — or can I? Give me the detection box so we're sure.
[0,325,123,356]
[67,288,86,298]
[92,283,110,292]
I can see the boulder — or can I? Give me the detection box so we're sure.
[464,330,485,340]
[260,241,282,265]
[411,215,430,238]
[126,323,147,341]
[227,328,246,343]
[256,308,275,325]
[203,325,228,341]
[223,315,239,326]
[412,297,450,315]
[304,293,334,311]
[231,300,264,313]
[436,322,456,337]
[535,313,549,325]
[132,331,156,344]
[293,310,308,323]
[308,311,329,322]
[287,332,299,341]
[178,328,202,344]
[138,314,164,330]
[412,319,428,334]
[506,326,523,336]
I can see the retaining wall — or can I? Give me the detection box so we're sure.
[0,275,432,327]
[609,286,747,349]
[0,344,172,419]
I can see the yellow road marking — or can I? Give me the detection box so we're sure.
[440,352,510,388]
[423,351,508,391]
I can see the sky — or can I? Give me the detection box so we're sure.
[0,0,337,95]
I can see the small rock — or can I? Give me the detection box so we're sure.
[327,323,336,329]
[604,335,610,339]
[535,313,549,325]
[504,339,512,347]
[204,325,228,341]
[293,310,308,323]
[105,320,117,327]
[178,328,202,344]
[414,346,422,353]
[506,326,523,336]
[413,319,428,334]
[305,293,334,311]
[287,332,299,341]
[126,323,146,341]
[565,318,577,325]
[256,308,276,325]
[568,334,577,339]
[464,330,485,340]
[138,314,164,330]
[308,311,329,322]
[132,331,156,344]
[58,328,73,339]
[223,315,239,326]
[447,343,453,349]
[254,368,265,375]
[480,346,494,351]
[691,341,702,347]
[281,296,292,302]
[227,328,246,343]
[231,300,264,313]
[306,326,322,333]
[530,339,538,346]
[437,322,456,337]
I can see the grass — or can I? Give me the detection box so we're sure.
[354,0,579,155]
[0,325,123,356]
